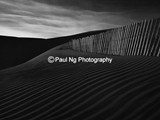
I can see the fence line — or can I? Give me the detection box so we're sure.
[68,18,160,57]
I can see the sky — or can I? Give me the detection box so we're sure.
[0,0,159,38]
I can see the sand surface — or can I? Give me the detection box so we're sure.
[0,47,160,120]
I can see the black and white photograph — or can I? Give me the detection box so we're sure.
[0,0,160,120]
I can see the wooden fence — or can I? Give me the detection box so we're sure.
[68,18,160,56]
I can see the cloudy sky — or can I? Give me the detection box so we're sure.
[0,0,159,38]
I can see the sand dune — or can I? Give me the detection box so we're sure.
[0,47,160,120]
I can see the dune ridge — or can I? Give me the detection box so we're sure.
[0,47,160,120]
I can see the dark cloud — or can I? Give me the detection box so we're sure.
[36,0,160,12]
